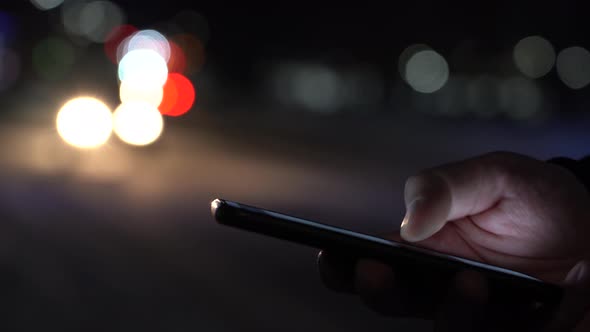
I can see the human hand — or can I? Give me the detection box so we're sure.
[318,152,590,331]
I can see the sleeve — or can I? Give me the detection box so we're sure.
[547,156,590,192]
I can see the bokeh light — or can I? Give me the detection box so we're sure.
[398,44,431,82]
[62,1,125,43]
[1,11,16,44]
[120,80,164,107]
[291,65,341,112]
[104,24,137,63]
[32,36,75,80]
[123,30,171,62]
[56,97,113,149]
[30,0,64,10]
[61,1,89,38]
[513,36,555,79]
[405,49,450,93]
[167,40,187,73]
[499,76,542,119]
[118,49,169,87]
[1,12,19,91]
[433,76,469,117]
[170,34,205,74]
[466,76,500,117]
[159,73,195,116]
[78,1,125,43]
[272,63,344,112]
[113,102,164,146]
[556,46,590,89]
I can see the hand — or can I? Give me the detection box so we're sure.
[318,152,590,331]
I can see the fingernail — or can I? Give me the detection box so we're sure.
[400,198,423,242]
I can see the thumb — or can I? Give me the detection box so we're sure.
[400,152,517,242]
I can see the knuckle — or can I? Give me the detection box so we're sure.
[479,152,553,193]
[480,151,527,180]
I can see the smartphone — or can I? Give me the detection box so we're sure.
[211,198,563,309]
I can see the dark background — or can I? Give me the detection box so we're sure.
[1,1,590,331]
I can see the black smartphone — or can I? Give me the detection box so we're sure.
[211,198,563,310]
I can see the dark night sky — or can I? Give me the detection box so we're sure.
[3,1,590,113]
[3,1,588,74]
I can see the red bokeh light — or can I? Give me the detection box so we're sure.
[159,73,195,117]
[168,41,187,74]
[104,24,138,63]
[170,34,206,74]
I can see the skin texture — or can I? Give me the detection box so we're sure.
[318,152,590,331]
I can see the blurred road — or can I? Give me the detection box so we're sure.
[0,109,589,331]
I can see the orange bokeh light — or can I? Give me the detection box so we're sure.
[104,24,138,63]
[159,73,195,117]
